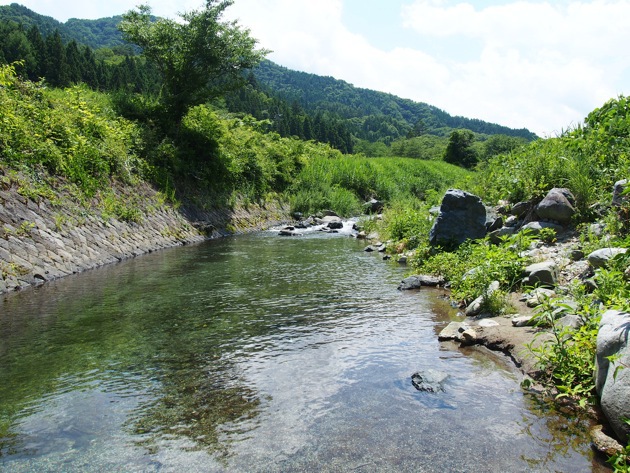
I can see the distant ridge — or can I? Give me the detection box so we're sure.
[0,3,537,142]
[254,61,537,141]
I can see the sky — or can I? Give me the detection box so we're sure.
[2,0,629,136]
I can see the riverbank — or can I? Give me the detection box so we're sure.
[409,225,583,379]
[0,169,290,295]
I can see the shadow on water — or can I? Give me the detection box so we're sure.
[0,231,612,471]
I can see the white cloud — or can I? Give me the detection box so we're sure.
[398,0,630,134]
[226,0,629,136]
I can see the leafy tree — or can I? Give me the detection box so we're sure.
[444,129,478,168]
[65,40,82,83]
[483,134,527,159]
[1,24,34,77]
[118,1,268,120]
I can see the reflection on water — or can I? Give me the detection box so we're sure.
[0,231,608,472]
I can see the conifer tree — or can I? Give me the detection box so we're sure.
[45,30,68,87]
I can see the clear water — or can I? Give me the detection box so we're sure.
[0,230,607,472]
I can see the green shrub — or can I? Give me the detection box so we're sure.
[0,66,143,196]
[473,95,630,220]
[412,236,527,306]
[528,296,600,407]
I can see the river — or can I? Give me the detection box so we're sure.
[0,228,608,472]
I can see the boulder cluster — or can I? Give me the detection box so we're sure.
[278,211,348,236]
[400,182,630,450]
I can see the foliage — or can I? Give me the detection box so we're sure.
[474,95,630,221]
[0,20,161,93]
[609,429,630,472]
[380,199,434,249]
[444,129,479,168]
[225,83,354,153]
[0,64,142,195]
[411,235,528,306]
[482,134,528,160]
[592,252,630,311]
[119,1,268,120]
[288,156,470,217]
[390,134,447,160]
[528,295,601,407]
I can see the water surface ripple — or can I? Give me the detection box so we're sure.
[0,231,606,472]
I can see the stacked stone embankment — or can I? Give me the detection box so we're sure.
[0,182,206,294]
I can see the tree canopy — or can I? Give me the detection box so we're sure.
[118,0,268,120]
[444,129,478,168]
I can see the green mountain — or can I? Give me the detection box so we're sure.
[0,3,537,151]
[62,16,126,50]
[253,61,537,142]
[0,3,125,49]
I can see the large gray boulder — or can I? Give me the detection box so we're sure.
[588,248,628,269]
[429,189,487,246]
[535,188,575,225]
[523,261,559,288]
[595,310,630,442]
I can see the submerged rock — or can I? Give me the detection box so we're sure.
[411,369,449,393]
[279,226,300,237]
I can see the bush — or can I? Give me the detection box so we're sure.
[412,236,528,306]
[473,95,630,220]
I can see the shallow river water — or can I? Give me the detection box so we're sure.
[0,229,609,472]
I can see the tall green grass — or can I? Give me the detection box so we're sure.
[288,155,471,216]
[471,95,630,219]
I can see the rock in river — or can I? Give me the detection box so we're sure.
[398,274,445,290]
[411,369,449,393]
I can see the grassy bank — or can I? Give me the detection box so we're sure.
[288,155,471,217]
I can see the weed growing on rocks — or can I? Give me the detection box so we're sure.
[529,296,600,407]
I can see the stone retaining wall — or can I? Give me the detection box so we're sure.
[0,178,289,295]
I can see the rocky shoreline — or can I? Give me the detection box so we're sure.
[390,185,630,458]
